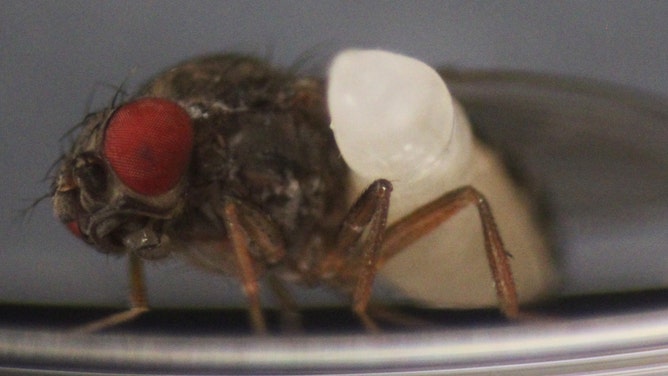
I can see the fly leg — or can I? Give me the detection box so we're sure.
[320,179,392,332]
[267,274,303,333]
[218,196,287,334]
[378,186,519,319]
[72,252,149,333]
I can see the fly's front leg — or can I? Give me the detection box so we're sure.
[322,179,392,331]
[72,252,149,333]
[218,196,287,334]
[379,186,519,319]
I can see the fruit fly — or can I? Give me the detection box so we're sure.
[51,54,518,333]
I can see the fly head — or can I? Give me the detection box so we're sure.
[52,98,194,259]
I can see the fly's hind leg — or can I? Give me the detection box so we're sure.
[72,252,149,333]
[320,179,393,331]
[378,186,519,319]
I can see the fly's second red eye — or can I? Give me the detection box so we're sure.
[66,220,82,238]
[103,98,194,196]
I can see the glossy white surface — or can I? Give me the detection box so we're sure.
[328,49,458,186]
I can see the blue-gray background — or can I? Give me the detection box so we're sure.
[2,1,667,307]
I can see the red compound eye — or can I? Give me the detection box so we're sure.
[66,220,82,238]
[103,98,194,196]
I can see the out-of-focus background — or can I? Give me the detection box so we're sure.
[2,1,667,308]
